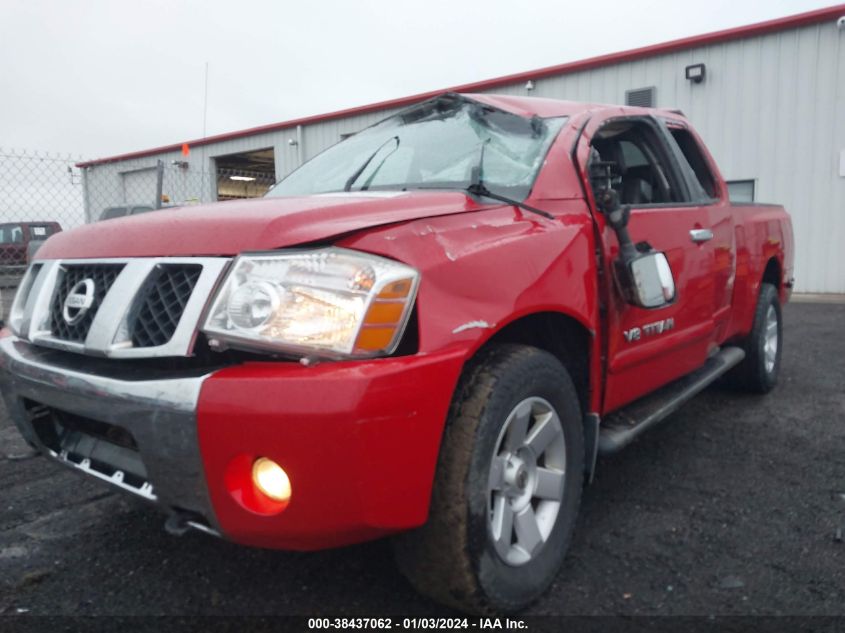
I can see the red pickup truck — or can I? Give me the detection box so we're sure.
[0,93,793,613]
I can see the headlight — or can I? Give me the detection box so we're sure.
[202,248,419,358]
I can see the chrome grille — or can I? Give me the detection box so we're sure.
[11,257,230,358]
[50,264,124,342]
[131,265,203,348]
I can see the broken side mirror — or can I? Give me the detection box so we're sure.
[625,251,676,309]
[593,174,676,309]
[603,194,630,232]
[590,163,624,216]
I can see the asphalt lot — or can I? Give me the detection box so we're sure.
[0,301,843,617]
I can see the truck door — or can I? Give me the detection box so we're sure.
[663,121,736,341]
[576,114,718,413]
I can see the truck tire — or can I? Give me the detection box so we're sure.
[392,344,584,614]
[728,282,782,393]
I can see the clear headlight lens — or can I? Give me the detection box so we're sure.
[202,248,419,358]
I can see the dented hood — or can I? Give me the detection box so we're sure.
[37,191,496,260]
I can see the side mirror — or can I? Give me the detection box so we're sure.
[627,252,676,308]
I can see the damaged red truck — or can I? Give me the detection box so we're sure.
[0,94,793,613]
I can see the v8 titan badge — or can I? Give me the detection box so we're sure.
[624,317,675,343]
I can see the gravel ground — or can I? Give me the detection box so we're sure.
[0,302,843,617]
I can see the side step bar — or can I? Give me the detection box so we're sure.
[598,346,745,455]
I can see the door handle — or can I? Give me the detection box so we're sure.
[690,228,714,243]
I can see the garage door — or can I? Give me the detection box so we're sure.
[121,168,158,208]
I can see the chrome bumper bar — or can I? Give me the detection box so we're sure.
[0,336,219,531]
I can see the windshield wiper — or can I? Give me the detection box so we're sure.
[465,139,554,220]
[344,136,399,192]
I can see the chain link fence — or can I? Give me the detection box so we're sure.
[0,149,87,321]
[85,161,274,222]
[0,148,276,322]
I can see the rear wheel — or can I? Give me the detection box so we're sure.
[728,282,782,393]
[392,344,584,613]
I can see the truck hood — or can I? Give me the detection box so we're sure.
[37,191,497,260]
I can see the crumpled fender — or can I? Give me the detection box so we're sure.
[339,199,599,359]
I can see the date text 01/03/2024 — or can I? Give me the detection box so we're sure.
[306,617,527,629]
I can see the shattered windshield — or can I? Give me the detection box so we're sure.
[266,95,566,200]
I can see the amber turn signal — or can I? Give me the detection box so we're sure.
[354,277,416,354]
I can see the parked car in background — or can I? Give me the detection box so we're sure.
[1,94,793,613]
[99,205,155,222]
[0,222,62,276]
[99,204,183,222]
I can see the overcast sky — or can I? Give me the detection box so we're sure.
[0,0,834,159]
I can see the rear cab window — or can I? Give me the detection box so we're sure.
[663,122,721,202]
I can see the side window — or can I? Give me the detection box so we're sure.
[667,127,718,200]
[726,180,755,202]
[619,141,649,168]
[590,120,688,206]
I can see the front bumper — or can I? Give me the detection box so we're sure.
[0,336,218,530]
[0,335,465,549]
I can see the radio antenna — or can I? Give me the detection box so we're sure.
[202,62,209,138]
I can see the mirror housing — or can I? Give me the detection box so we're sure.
[623,252,675,309]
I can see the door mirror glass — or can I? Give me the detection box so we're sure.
[629,252,675,308]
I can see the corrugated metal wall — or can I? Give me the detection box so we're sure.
[86,19,845,293]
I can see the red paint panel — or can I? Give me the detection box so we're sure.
[35,192,496,259]
[196,349,465,550]
[338,195,602,406]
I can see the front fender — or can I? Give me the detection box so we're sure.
[339,200,599,358]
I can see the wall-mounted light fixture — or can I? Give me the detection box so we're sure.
[685,63,706,84]
[288,138,298,147]
[525,80,535,91]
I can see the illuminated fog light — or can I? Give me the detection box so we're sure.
[252,457,292,503]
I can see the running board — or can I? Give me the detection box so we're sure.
[598,346,745,455]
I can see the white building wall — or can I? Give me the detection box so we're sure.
[85,19,845,292]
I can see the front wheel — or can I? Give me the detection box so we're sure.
[392,344,584,614]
